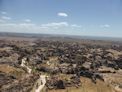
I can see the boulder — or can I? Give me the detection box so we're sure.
[55,80,65,89]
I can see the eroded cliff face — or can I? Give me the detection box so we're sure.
[0,38,122,92]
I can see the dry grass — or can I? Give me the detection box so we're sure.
[0,64,25,78]
[48,77,114,92]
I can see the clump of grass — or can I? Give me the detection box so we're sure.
[10,69,25,78]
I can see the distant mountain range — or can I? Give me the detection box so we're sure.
[0,32,122,42]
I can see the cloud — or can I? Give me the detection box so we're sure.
[0,21,82,34]
[1,16,11,20]
[1,11,7,14]
[0,23,17,27]
[100,24,110,28]
[0,19,5,23]
[71,24,82,28]
[0,23,35,28]
[18,23,36,28]
[41,22,69,29]
[57,12,68,17]
[0,22,69,30]
[24,19,31,22]
[0,23,39,33]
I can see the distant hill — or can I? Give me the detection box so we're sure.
[0,32,122,42]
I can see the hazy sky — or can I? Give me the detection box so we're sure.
[0,0,122,37]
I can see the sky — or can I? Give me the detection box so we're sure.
[0,0,122,37]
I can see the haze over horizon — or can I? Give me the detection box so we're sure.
[0,0,122,37]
